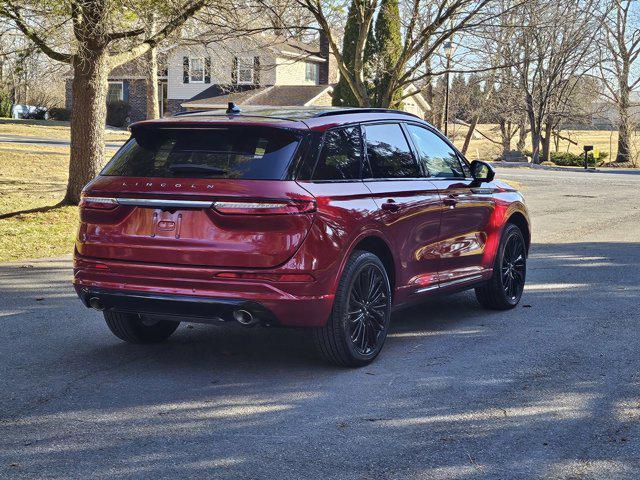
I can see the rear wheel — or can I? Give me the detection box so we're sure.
[475,223,527,310]
[314,250,392,367]
[103,311,180,344]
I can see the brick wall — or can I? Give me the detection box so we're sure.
[65,78,150,124]
[125,79,147,123]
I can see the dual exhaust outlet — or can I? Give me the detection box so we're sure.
[88,297,259,327]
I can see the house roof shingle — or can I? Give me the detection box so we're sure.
[181,84,333,109]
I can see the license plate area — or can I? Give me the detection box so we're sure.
[150,210,184,239]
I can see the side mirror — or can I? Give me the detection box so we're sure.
[470,160,495,184]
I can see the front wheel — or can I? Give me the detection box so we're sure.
[475,223,527,310]
[104,311,180,344]
[314,250,392,367]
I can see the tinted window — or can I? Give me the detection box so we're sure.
[101,126,301,180]
[312,126,362,180]
[406,125,465,178]
[363,123,419,179]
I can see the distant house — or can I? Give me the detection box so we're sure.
[65,34,430,123]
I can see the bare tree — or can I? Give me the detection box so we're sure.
[599,0,640,163]
[513,0,600,163]
[0,0,206,204]
[295,0,500,108]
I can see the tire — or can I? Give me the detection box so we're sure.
[313,250,392,367]
[103,311,180,344]
[475,223,527,310]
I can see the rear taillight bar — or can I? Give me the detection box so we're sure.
[80,197,316,215]
[79,197,119,210]
[116,198,213,209]
[212,200,316,215]
[80,197,213,210]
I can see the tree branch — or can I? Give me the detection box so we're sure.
[0,1,72,63]
[108,0,206,68]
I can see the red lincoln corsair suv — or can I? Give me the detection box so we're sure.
[74,106,530,366]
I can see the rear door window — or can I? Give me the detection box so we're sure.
[363,123,420,179]
[101,126,302,179]
[312,126,363,180]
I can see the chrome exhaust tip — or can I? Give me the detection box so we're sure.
[233,309,257,326]
[89,297,105,311]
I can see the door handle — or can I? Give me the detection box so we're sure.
[381,199,401,212]
[443,196,458,208]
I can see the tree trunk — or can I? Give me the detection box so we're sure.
[516,122,527,152]
[526,93,542,164]
[541,122,553,162]
[146,47,159,119]
[64,50,109,205]
[423,63,435,124]
[461,115,479,155]
[616,85,631,163]
[146,13,159,120]
[499,120,511,158]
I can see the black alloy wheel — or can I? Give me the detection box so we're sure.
[501,231,527,302]
[314,250,392,367]
[475,223,527,310]
[348,264,389,355]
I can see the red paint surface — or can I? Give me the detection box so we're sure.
[74,111,530,327]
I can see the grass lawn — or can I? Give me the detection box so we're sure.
[0,119,130,142]
[449,123,633,163]
[0,143,78,263]
[0,121,632,263]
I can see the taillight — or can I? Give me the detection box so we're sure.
[212,199,316,215]
[80,196,118,210]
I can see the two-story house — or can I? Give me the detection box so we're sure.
[65,34,430,123]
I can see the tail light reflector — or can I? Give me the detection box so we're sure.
[80,196,118,210]
[215,272,315,282]
[212,200,315,215]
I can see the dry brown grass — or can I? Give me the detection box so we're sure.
[0,119,129,142]
[448,123,637,163]
[0,143,78,262]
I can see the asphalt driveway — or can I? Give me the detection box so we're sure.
[1,167,639,479]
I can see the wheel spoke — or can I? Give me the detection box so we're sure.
[359,321,367,352]
[351,320,363,342]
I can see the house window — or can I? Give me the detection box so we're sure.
[107,82,123,103]
[305,62,319,83]
[190,57,205,83]
[237,58,254,84]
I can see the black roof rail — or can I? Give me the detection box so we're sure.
[313,108,420,119]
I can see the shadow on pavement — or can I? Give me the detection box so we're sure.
[1,243,639,478]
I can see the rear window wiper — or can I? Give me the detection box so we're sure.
[168,164,228,175]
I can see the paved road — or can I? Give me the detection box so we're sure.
[0,134,125,150]
[1,167,639,479]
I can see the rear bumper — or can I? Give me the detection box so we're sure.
[75,286,277,325]
[73,254,334,327]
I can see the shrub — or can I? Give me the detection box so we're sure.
[0,92,11,118]
[549,151,607,167]
[106,100,130,127]
[521,150,608,166]
[48,107,71,121]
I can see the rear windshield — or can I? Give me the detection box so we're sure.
[101,126,302,179]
